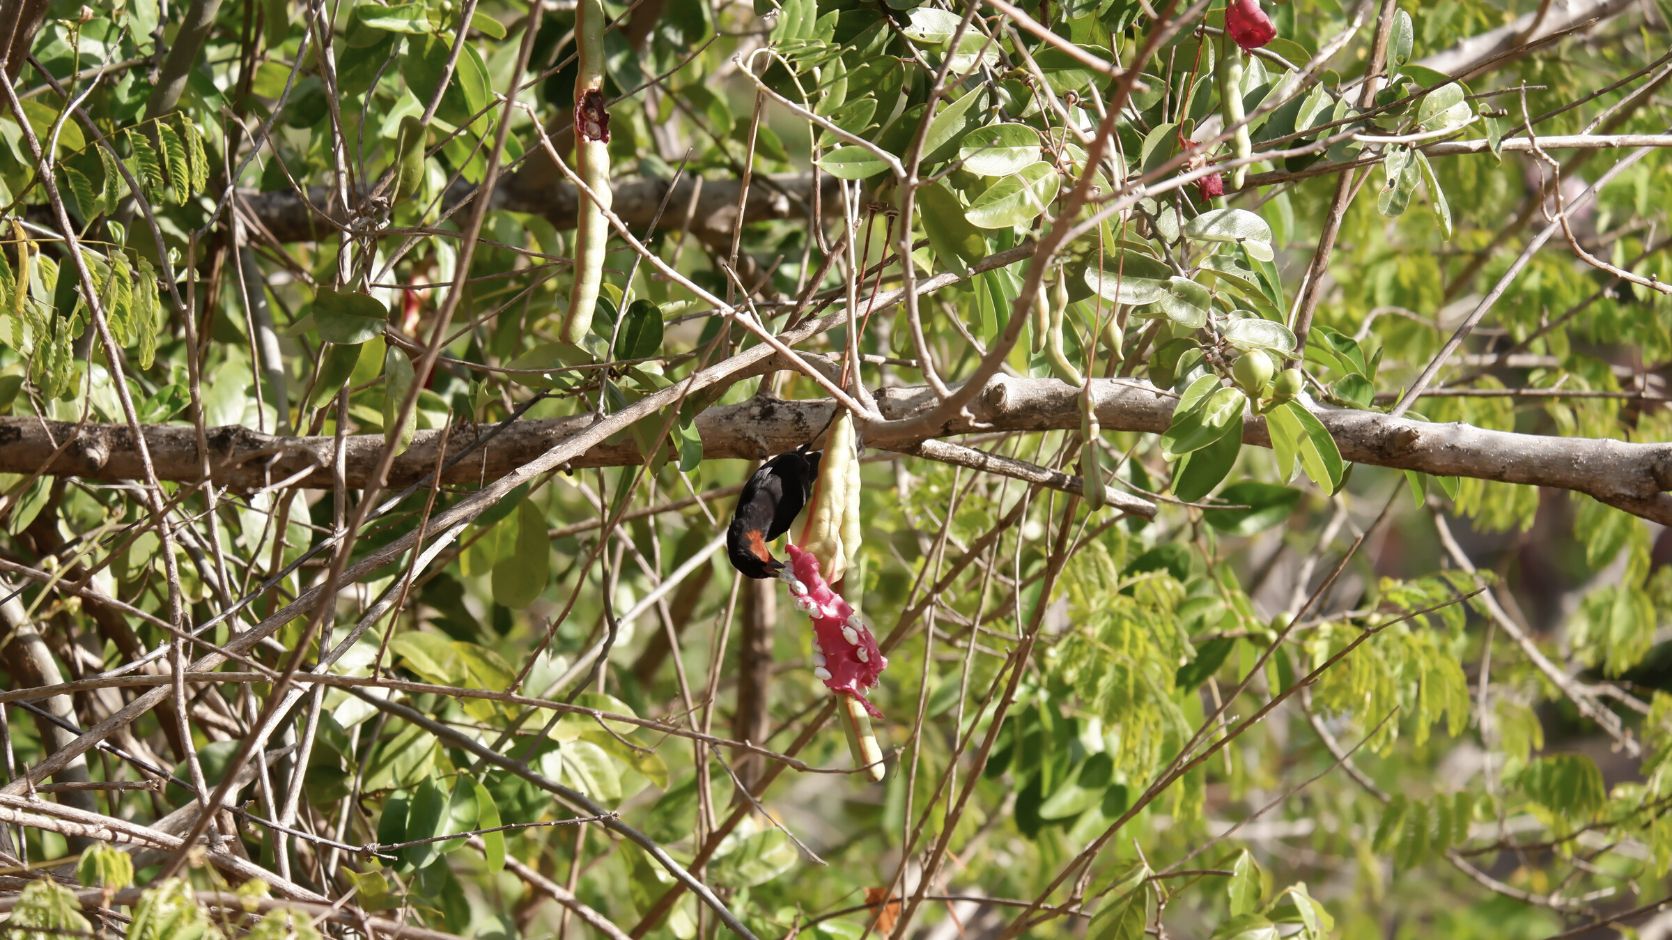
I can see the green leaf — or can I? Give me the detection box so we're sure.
[354,2,434,33]
[920,86,983,165]
[965,161,1059,229]
[6,880,94,935]
[1388,10,1413,71]
[1212,913,1280,940]
[178,113,209,194]
[125,128,165,200]
[64,166,98,218]
[469,9,507,39]
[1088,888,1147,940]
[1039,752,1113,820]
[1162,384,1246,460]
[1516,754,1605,819]
[401,777,450,871]
[1222,316,1297,355]
[308,342,362,409]
[1227,849,1263,916]
[155,120,190,205]
[958,122,1041,176]
[1575,584,1654,676]
[455,44,493,119]
[818,145,891,180]
[825,97,877,136]
[1413,151,1452,239]
[313,288,388,344]
[473,779,505,872]
[1204,482,1301,534]
[391,631,465,685]
[918,180,987,275]
[555,739,624,802]
[711,826,799,888]
[492,499,552,608]
[1266,402,1343,491]
[1083,251,1173,306]
[1416,83,1472,133]
[127,879,215,940]
[1184,208,1274,261]
[1270,884,1335,937]
[899,7,964,43]
[382,346,417,452]
[674,418,703,473]
[1173,412,1242,500]
[615,299,663,360]
[1176,636,1236,689]
[1378,147,1418,217]
[77,843,136,890]
[1157,276,1211,329]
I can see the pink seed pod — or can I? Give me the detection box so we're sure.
[785,544,886,718]
[1226,0,1276,50]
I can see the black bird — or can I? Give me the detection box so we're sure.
[727,449,821,578]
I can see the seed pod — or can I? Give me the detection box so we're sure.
[799,411,861,584]
[1101,314,1125,362]
[1218,40,1252,189]
[1029,280,1049,355]
[1042,278,1085,385]
[563,0,612,346]
[1079,382,1106,510]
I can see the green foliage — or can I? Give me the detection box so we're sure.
[0,0,1665,937]
[1,880,93,938]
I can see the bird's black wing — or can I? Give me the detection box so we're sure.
[727,462,789,578]
[765,450,820,540]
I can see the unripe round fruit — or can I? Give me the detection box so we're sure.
[1232,350,1276,396]
[1272,367,1305,401]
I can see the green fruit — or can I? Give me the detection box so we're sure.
[1232,350,1276,396]
[1101,317,1125,361]
[1272,368,1305,401]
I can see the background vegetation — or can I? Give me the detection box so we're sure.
[0,0,1670,936]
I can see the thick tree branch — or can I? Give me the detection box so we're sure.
[8,377,1670,521]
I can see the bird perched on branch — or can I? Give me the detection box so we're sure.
[727,448,821,578]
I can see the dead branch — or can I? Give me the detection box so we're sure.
[4,376,1668,521]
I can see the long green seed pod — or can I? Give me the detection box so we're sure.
[1079,381,1106,510]
[1219,39,1252,189]
[1029,278,1049,355]
[564,0,612,346]
[1041,280,1084,385]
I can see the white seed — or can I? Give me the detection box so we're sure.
[794,596,818,615]
[813,666,833,681]
[846,614,864,631]
[813,649,826,666]
[789,579,808,596]
[856,647,869,664]
[841,625,860,645]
